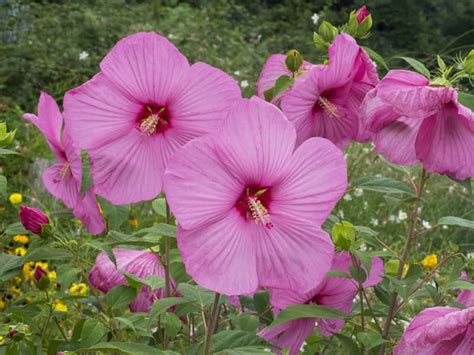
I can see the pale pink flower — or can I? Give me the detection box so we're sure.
[89,249,174,312]
[64,32,241,204]
[394,306,474,354]
[362,70,474,180]
[281,34,378,148]
[164,97,347,296]
[258,252,383,355]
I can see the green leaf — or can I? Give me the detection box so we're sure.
[152,198,167,217]
[216,347,270,355]
[269,304,346,328]
[178,283,215,308]
[326,270,352,279]
[134,223,176,238]
[80,319,106,348]
[357,331,386,350]
[124,273,165,291]
[264,75,293,102]
[438,216,474,229]
[161,312,182,339]
[237,313,259,332]
[105,285,137,309]
[147,297,191,328]
[362,46,388,71]
[446,280,474,291]
[334,334,360,355]
[253,290,273,325]
[209,330,269,353]
[0,175,6,195]
[0,148,20,156]
[353,176,415,195]
[81,342,176,355]
[459,92,474,111]
[349,264,367,283]
[100,199,130,230]
[398,57,430,78]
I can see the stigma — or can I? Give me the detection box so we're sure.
[247,196,273,229]
[318,96,339,118]
[53,162,71,183]
[138,107,168,136]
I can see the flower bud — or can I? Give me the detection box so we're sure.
[356,6,370,24]
[19,206,50,235]
[34,266,50,290]
[318,21,338,43]
[285,50,304,73]
[331,221,356,251]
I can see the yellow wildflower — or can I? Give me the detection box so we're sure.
[14,247,26,256]
[35,261,49,270]
[53,300,68,312]
[128,217,139,229]
[69,282,88,297]
[0,335,4,345]
[22,262,35,281]
[13,235,29,244]
[9,193,22,204]
[12,276,22,285]
[48,270,57,281]
[0,297,6,311]
[421,254,438,270]
[10,285,21,297]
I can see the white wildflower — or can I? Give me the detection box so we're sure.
[240,80,249,88]
[311,13,320,25]
[343,194,352,201]
[398,210,408,221]
[354,188,364,197]
[370,218,379,226]
[79,51,89,60]
[422,220,432,229]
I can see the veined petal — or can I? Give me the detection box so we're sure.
[415,102,474,180]
[99,32,189,104]
[256,54,289,101]
[72,188,106,235]
[215,97,296,187]
[176,209,258,296]
[42,162,81,209]
[323,34,361,88]
[64,72,143,150]
[168,62,241,136]
[271,137,347,225]
[164,135,243,231]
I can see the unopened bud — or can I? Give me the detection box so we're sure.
[463,50,474,75]
[19,206,50,236]
[319,21,338,43]
[285,50,304,73]
[331,221,356,251]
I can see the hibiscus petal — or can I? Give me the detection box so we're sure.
[99,32,189,104]
[255,217,334,293]
[271,137,347,225]
[177,209,258,296]
[73,188,106,235]
[256,54,289,102]
[415,102,474,180]
[64,72,143,150]
[169,62,241,136]
[215,97,296,187]
[42,162,81,209]
[164,136,243,231]
[323,34,361,88]
[258,318,315,355]
[364,256,384,288]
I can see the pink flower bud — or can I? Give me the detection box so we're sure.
[19,206,49,235]
[356,6,370,24]
[33,266,47,282]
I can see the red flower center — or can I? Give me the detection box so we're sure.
[236,187,273,229]
[137,105,170,136]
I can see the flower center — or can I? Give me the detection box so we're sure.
[237,187,273,229]
[318,96,340,118]
[138,106,169,136]
[53,162,71,183]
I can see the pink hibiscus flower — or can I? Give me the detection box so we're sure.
[455,272,474,307]
[64,32,241,205]
[89,248,175,312]
[23,92,82,209]
[258,252,383,355]
[164,97,347,296]
[362,70,474,180]
[256,54,312,104]
[72,188,106,236]
[281,33,378,148]
[394,306,474,354]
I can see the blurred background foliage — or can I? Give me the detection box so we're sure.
[0,0,473,250]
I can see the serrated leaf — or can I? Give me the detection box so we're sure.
[269,304,346,328]
[353,176,415,195]
[105,285,137,309]
[80,319,106,348]
[398,57,430,78]
[438,216,474,229]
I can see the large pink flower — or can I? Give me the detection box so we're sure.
[394,306,474,354]
[362,70,474,180]
[281,34,378,148]
[23,92,82,209]
[72,188,106,236]
[256,54,312,104]
[64,32,241,204]
[258,252,383,355]
[89,248,174,312]
[455,272,474,307]
[164,97,347,296]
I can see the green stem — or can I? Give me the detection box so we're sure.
[204,293,221,355]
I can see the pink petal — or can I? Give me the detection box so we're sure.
[63,72,143,150]
[176,209,258,296]
[215,97,296,187]
[99,32,189,104]
[255,216,334,293]
[271,137,347,225]
[42,162,81,209]
[258,318,315,355]
[415,102,474,180]
[364,256,384,288]
[168,62,241,136]
[349,81,376,142]
[361,88,401,133]
[256,54,289,102]
[23,92,63,158]
[73,188,106,235]
[323,34,361,88]
[163,136,243,231]
[374,115,423,166]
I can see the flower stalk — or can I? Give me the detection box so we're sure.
[204,293,221,355]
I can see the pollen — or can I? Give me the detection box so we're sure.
[247,196,273,229]
[54,162,71,183]
[318,96,340,118]
[139,107,168,136]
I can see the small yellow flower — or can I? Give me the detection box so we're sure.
[9,193,22,204]
[12,276,22,285]
[14,247,26,256]
[35,261,49,270]
[421,254,438,270]
[48,270,57,281]
[13,235,29,244]
[128,217,139,229]
[402,263,409,278]
[69,282,88,297]
[10,285,21,297]
[22,262,35,281]
[53,300,68,312]
[0,297,6,311]
[0,335,4,345]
